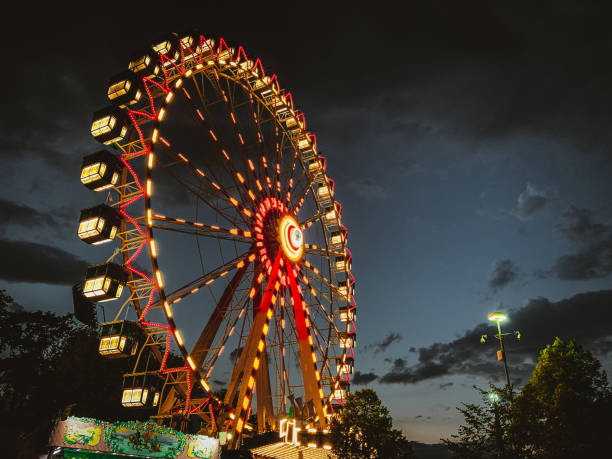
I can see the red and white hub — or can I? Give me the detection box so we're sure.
[253,197,303,270]
[278,215,303,262]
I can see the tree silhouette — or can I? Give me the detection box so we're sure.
[330,388,413,458]
[510,337,611,458]
[444,337,612,458]
[0,290,138,457]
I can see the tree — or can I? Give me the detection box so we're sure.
[509,337,611,458]
[330,388,413,458]
[444,337,612,459]
[0,290,137,457]
[442,385,516,459]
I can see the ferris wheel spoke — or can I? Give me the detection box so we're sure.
[277,132,300,201]
[190,73,256,202]
[152,214,253,242]
[301,261,347,304]
[164,251,255,306]
[303,245,342,259]
[172,76,257,217]
[156,127,255,226]
[299,212,325,228]
[201,288,252,380]
[154,159,245,227]
[289,179,313,214]
[190,262,251,370]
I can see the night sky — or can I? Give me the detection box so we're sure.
[3,2,612,443]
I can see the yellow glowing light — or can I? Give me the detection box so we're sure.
[174,329,183,346]
[165,92,174,103]
[150,239,157,257]
[164,301,173,318]
[253,357,260,370]
[488,312,508,322]
[201,379,210,391]
[187,356,196,370]
[155,270,164,287]
[279,214,304,262]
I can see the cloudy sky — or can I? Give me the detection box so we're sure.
[3,2,612,443]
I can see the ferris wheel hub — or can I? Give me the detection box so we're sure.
[278,214,304,262]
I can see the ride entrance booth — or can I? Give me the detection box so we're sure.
[48,416,220,458]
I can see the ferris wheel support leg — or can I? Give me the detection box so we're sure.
[255,349,275,433]
[226,251,282,449]
[286,264,328,429]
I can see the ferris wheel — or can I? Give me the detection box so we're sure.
[76,31,356,448]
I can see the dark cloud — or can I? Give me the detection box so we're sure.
[0,198,58,230]
[439,382,454,390]
[0,238,89,285]
[548,207,612,280]
[352,371,378,386]
[378,290,612,385]
[551,236,612,280]
[488,259,519,293]
[557,205,610,243]
[364,332,403,354]
[380,358,450,384]
[212,379,226,387]
[511,184,551,220]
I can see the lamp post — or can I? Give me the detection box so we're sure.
[480,312,519,400]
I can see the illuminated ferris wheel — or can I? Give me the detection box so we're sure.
[76,31,356,448]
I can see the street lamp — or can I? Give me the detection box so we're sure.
[480,312,520,400]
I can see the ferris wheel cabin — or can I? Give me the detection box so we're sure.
[107,71,142,108]
[77,203,121,245]
[80,150,122,191]
[152,33,181,67]
[90,106,128,145]
[128,48,160,79]
[82,262,128,302]
[336,357,355,376]
[98,320,145,358]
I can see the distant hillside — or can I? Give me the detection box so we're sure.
[410,442,453,459]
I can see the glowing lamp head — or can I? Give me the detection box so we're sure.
[488,312,508,323]
[279,214,304,262]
